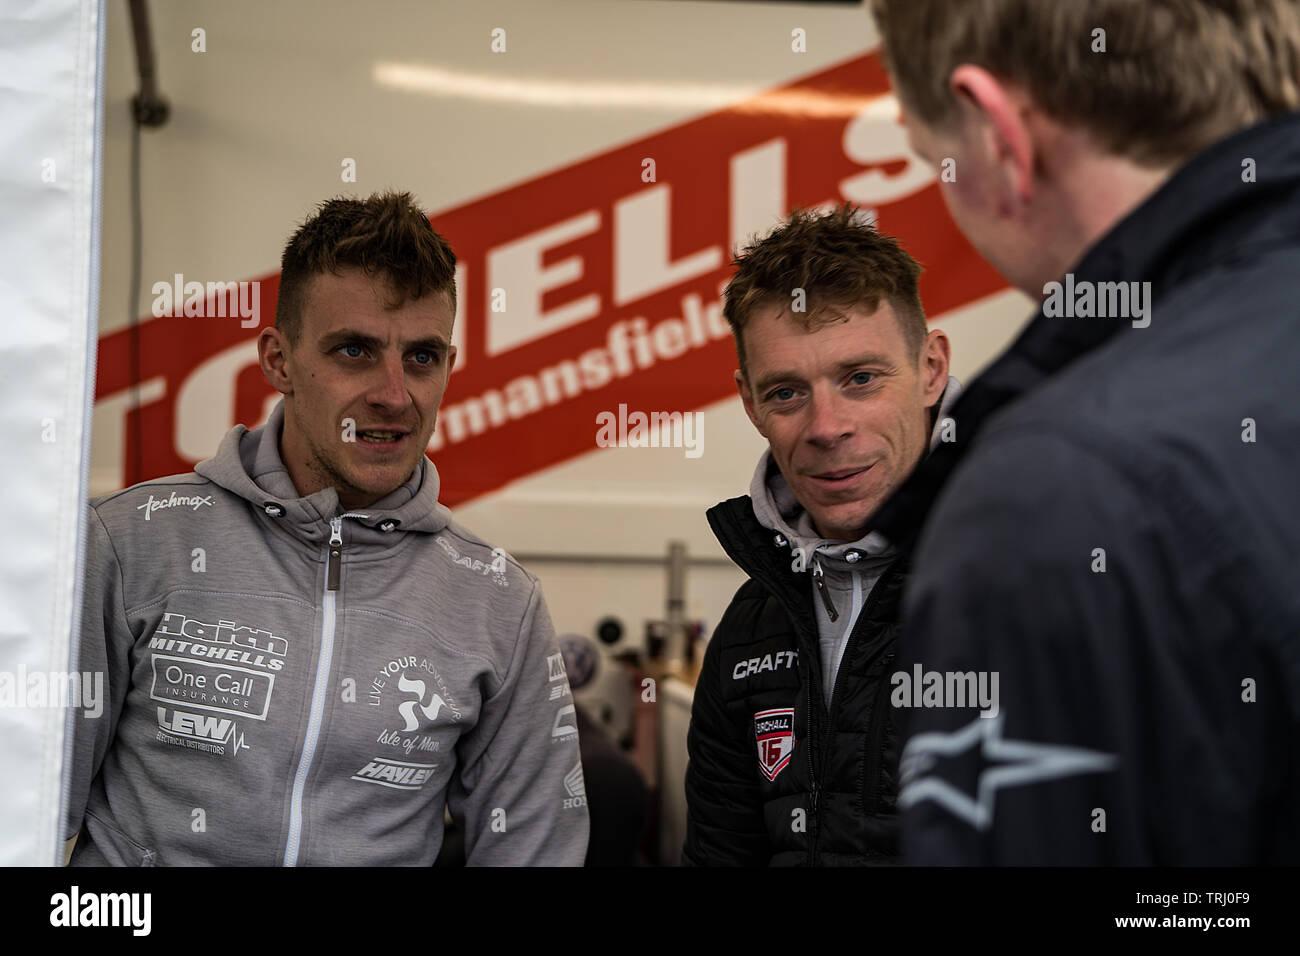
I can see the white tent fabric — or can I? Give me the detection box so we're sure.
[0,0,104,865]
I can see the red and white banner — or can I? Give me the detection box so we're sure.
[95,53,1005,506]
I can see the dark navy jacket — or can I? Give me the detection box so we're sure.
[872,111,1300,864]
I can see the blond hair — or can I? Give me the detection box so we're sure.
[869,0,1300,166]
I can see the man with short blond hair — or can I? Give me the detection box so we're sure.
[867,0,1300,863]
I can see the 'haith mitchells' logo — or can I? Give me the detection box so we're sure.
[754,707,795,782]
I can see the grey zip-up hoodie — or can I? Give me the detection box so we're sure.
[64,399,589,865]
[749,378,963,705]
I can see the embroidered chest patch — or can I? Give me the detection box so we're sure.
[754,707,796,781]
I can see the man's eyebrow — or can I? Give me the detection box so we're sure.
[835,353,895,371]
[318,329,450,352]
[752,370,804,395]
[318,329,381,352]
[753,354,895,394]
[402,336,450,352]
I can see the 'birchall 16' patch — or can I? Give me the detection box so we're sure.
[754,707,796,782]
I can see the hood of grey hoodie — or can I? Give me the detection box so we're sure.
[748,376,963,703]
[194,398,453,546]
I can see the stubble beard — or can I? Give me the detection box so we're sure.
[305,430,393,508]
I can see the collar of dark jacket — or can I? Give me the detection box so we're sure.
[194,397,452,546]
[871,109,1300,554]
[707,494,911,661]
[707,494,821,644]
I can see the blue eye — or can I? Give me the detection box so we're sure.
[340,344,364,358]
[769,387,796,402]
[850,372,874,386]
[411,349,435,365]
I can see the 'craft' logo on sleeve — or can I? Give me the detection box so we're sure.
[433,536,510,587]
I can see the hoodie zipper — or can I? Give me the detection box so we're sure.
[812,558,839,622]
[866,652,897,811]
[703,507,889,866]
[813,557,896,863]
[807,673,820,865]
[283,513,363,866]
[810,557,860,863]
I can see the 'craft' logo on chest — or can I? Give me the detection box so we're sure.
[732,650,797,681]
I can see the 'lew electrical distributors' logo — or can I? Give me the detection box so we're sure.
[93,54,1005,501]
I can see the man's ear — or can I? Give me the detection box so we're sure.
[949,64,1037,212]
[447,344,457,376]
[260,326,293,396]
[919,328,951,407]
[735,369,765,436]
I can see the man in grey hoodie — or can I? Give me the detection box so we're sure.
[63,191,588,865]
[683,206,959,864]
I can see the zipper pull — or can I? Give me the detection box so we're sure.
[809,782,821,851]
[812,558,838,622]
[327,516,343,591]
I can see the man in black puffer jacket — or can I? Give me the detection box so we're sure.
[682,207,960,865]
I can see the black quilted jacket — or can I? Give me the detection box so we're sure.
[682,494,906,866]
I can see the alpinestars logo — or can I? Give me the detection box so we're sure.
[898,713,1117,830]
[754,707,795,782]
